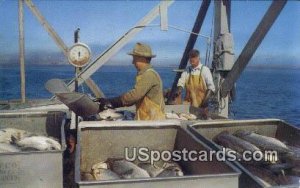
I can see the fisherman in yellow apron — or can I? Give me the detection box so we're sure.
[98,42,165,120]
[174,49,215,118]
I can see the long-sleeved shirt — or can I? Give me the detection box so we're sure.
[121,64,165,109]
[177,63,215,92]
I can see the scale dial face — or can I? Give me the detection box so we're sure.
[68,43,91,67]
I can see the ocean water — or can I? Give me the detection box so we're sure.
[0,65,299,126]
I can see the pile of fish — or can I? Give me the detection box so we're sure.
[97,109,135,121]
[0,128,61,153]
[96,109,197,121]
[165,112,197,120]
[81,159,184,181]
[213,130,300,186]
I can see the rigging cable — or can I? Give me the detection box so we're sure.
[135,24,212,67]
[79,24,210,80]
[135,24,210,40]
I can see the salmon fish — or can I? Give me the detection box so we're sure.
[98,109,124,120]
[0,143,21,153]
[91,161,120,181]
[213,131,262,154]
[234,130,291,153]
[15,136,61,151]
[110,159,150,179]
[0,128,32,143]
[92,169,120,181]
[138,163,164,177]
[157,162,184,177]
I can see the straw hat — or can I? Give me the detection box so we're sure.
[127,42,156,58]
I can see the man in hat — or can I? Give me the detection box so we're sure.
[173,49,215,118]
[98,42,165,120]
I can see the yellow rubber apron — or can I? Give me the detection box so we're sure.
[184,65,207,107]
[135,69,165,120]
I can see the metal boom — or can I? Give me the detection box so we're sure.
[66,1,174,91]
[220,0,287,98]
[25,0,104,98]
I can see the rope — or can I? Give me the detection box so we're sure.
[135,24,210,40]
[136,24,212,69]
[168,25,210,39]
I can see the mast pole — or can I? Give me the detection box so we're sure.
[211,0,234,118]
[18,0,26,103]
[74,28,80,133]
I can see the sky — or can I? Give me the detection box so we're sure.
[0,0,299,67]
